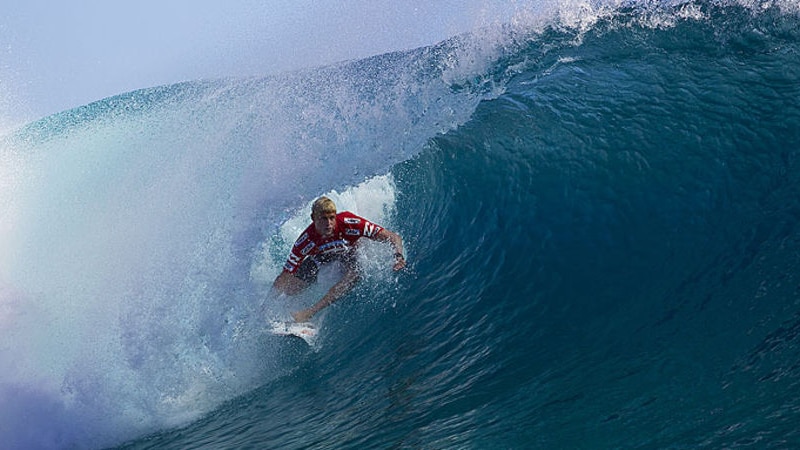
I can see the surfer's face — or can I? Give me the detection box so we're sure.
[313,211,337,237]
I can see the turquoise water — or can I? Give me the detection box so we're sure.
[2,1,800,448]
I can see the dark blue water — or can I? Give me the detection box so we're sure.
[2,2,799,448]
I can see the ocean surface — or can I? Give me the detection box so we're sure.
[2,1,800,448]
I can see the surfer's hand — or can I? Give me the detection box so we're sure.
[292,309,313,323]
[393,253,406,271]
[392,252,406,272]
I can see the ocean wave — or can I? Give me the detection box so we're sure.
[1,2,799,448]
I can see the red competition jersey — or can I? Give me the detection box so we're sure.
[282,211,384,274]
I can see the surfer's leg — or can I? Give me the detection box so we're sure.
[273,259,318,295]
[273,272,308,295]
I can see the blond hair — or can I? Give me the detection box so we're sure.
[311,196,337,218]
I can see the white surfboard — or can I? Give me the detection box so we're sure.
[269,320,318,345]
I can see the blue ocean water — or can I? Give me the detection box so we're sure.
[1,1,800,448]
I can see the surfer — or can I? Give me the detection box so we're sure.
[273,196,406,322]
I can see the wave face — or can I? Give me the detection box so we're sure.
[2,1,800,448]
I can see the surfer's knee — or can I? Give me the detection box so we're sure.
[273,271,309,295]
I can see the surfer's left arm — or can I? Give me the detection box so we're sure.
[292,268,361,322]
[374,228,406,271]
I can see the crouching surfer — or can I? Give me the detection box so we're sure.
[272,196,405,322]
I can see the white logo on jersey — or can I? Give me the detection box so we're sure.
[318,239,348,253]
[363,222,378,237]
[287,253,302,267]
[294,232,309,247]
[301,242,315,255]
[344,217,361,224]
